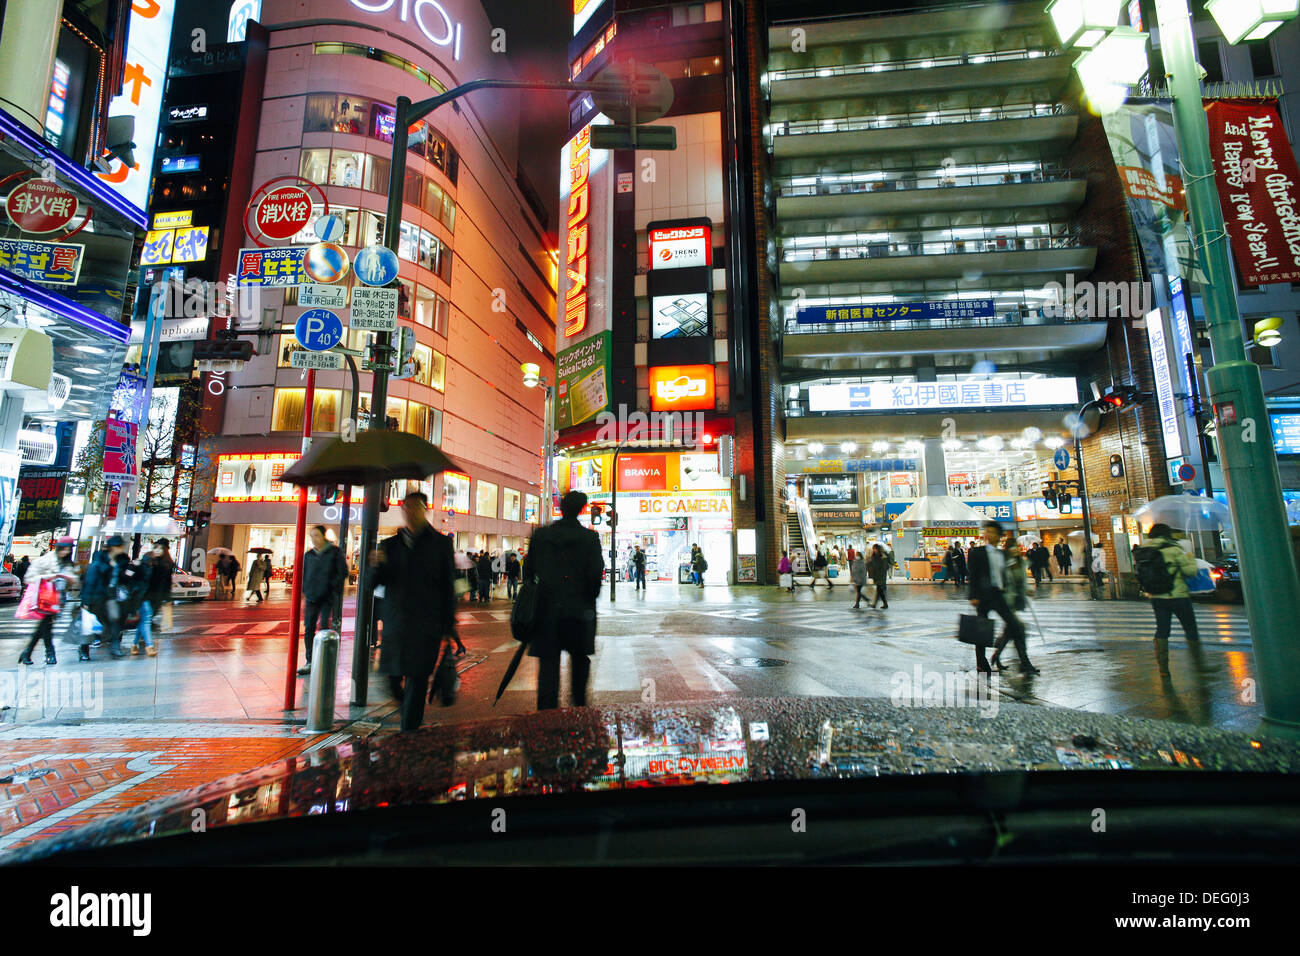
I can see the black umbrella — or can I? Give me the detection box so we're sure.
[279,430,461,487]
[493,642,529,707]
[248,547,273,554]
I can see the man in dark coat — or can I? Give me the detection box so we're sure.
[967,521,1036,675]
[80,535,131,660]
[476,550,494,603]
[297,526,348,675]
[523,490,604,710]
[369,492,458,731]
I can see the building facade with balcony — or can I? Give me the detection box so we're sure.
[202,0,557,577]
[754,0,1174,576]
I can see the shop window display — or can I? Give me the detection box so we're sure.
[272,388,342,433]
[476,480,499,519]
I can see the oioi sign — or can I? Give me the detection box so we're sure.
[348,0,463,60]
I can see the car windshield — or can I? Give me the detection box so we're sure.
[2,0,1299,893]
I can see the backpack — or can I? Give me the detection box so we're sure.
[1133,545,1175,595]
[699,557,708,571]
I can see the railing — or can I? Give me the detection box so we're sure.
[780,228,1084,263]
[770,47,1060,82]
[784,308,1098,336]
[773,103,1069,137]
[776,164,1073,198]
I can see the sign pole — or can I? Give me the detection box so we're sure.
[1156,0,1300,732]
[283,368,315,710]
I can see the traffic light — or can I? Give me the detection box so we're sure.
[185,511,196,530]
[1058,491,1073,514]
[195,510,211,530]
[193,338,254,371]
[1109,454,1124,478]
[607,509,617,529]
[1099,384,1152,412]
[316,485,340,505]
[1042,483,1058,509]
[590,503,605,525]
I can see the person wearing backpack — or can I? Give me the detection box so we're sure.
[1133,523,1211,676]
[691,547,708,587]
[811,547,832,588]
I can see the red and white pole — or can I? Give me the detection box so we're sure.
[283,368,315,710]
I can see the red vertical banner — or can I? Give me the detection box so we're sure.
[1205,98,1300,287]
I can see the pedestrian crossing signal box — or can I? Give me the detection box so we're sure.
[316,485,340,505]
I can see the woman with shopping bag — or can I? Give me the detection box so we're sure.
[17,538,79,665]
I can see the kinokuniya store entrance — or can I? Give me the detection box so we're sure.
[564,451,733,584]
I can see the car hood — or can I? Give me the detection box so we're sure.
[5,697,1298,863]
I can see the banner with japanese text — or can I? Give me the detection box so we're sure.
[1205,99,1300,287]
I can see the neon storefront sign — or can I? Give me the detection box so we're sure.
[564,125,592,336]
[349,0,463,60]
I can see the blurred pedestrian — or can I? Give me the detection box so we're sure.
[850,550,867,608]
[967,521,1036,674]
[691,545,708,587]
[17,538,77,666]
[506,550,522,599]
[525,491,603,710]
[80,535,131,660]
[370,492,459,730]
[477,549,493,602]
[296,526,347,676]
[632,545,646,591]
[245,551,266,602]
[778,550,794,591]
[867,544,890,609]
[261,554,273,599]
[1134,523,1212,676]
[131,540,173,656]
[810,547,832,588]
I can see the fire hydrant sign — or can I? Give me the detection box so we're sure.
[349,287,399,330]
[5,179,78,233]
[255,185,314,240]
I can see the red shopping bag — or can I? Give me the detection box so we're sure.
[16,582,44,620]
[36,578,62,615]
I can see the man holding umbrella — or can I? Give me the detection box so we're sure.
[369,492,458,731]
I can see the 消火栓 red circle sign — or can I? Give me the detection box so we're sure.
[5,179,78,233]
[255,185,314,240]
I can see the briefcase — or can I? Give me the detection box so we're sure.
[956,614,995,647]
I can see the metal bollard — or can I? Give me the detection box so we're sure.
[304,630,340,733]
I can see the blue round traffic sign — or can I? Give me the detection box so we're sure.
[294,308,344,351]
[303,241,350,283]
[1053,446,1070,471]
[354,244,400,286]
[1177,463,1196,482]
[314,213,345,242]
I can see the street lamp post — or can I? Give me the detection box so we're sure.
[521,362,554,525]
[1048,0,1300,732]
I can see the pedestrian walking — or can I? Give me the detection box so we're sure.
[1090,544,1107,593]
[223,555,240,598]
[296,526,347,676]
[1052,541,1065,575]
[1061,539,1073,574]
[632,545,647,591]
[465,552,479,602]
[691,545,708,587]
[244,551,266,602]
[131,540,173,656]
[886,544,895,580]
[850,551,868,607]
[952,543,967,586]
[966,521,1036,674]
[369,491,460,731]
[941,545,955,586]
[867,544,890,608]
[13,554,29,587]
[778,550,795,591]
[261,554,273,599]
[506,550,522,599]
[17,538,78,665]
[523,491,604,710]
[80,535,132,660]
[1133,523,1213,676]
[810,547,832,588]
[477,549,494,602]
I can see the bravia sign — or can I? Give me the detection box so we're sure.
[649,224,711,271]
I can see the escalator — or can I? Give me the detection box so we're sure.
[786,496,818,574]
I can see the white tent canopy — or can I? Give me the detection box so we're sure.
[82,514,185,537]
[892,495,986,528]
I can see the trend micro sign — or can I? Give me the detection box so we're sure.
[558,118,612,350]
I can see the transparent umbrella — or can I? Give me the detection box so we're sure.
[1132,495,1233,534]
[1017,533,1042,548]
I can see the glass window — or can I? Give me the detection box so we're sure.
[524,494,540,524]
[657,59,689,79]
[385,397,407,431]
[398,278,415,320]
[476,480,499,518]
[408,123,428,160]
[1250,39,1276,78]
[413,344,433,385]
[403,168,422,207]
[688,55,722,76]
[434,295,449,334]
[406,402,428,438]
[1197,40,1223,84]
[370,102,396,142]
[360,210,385,246]
[303,94,338,133]
[503,488,521,522]
[423,178,444,218]
[428,407,443,445]
[419,228,437,272]
[365,154,390,193]
[443,470,470,513]
[446,148,459,185]
[441,193,456,232]
[329,150,364,187]
[272,388,341,432]
[437,248,452,284]
[429,349,446,391]
[398,220,419,262]
[428,135,447,171]
[300,149,330,185]
[414,285,435,327]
